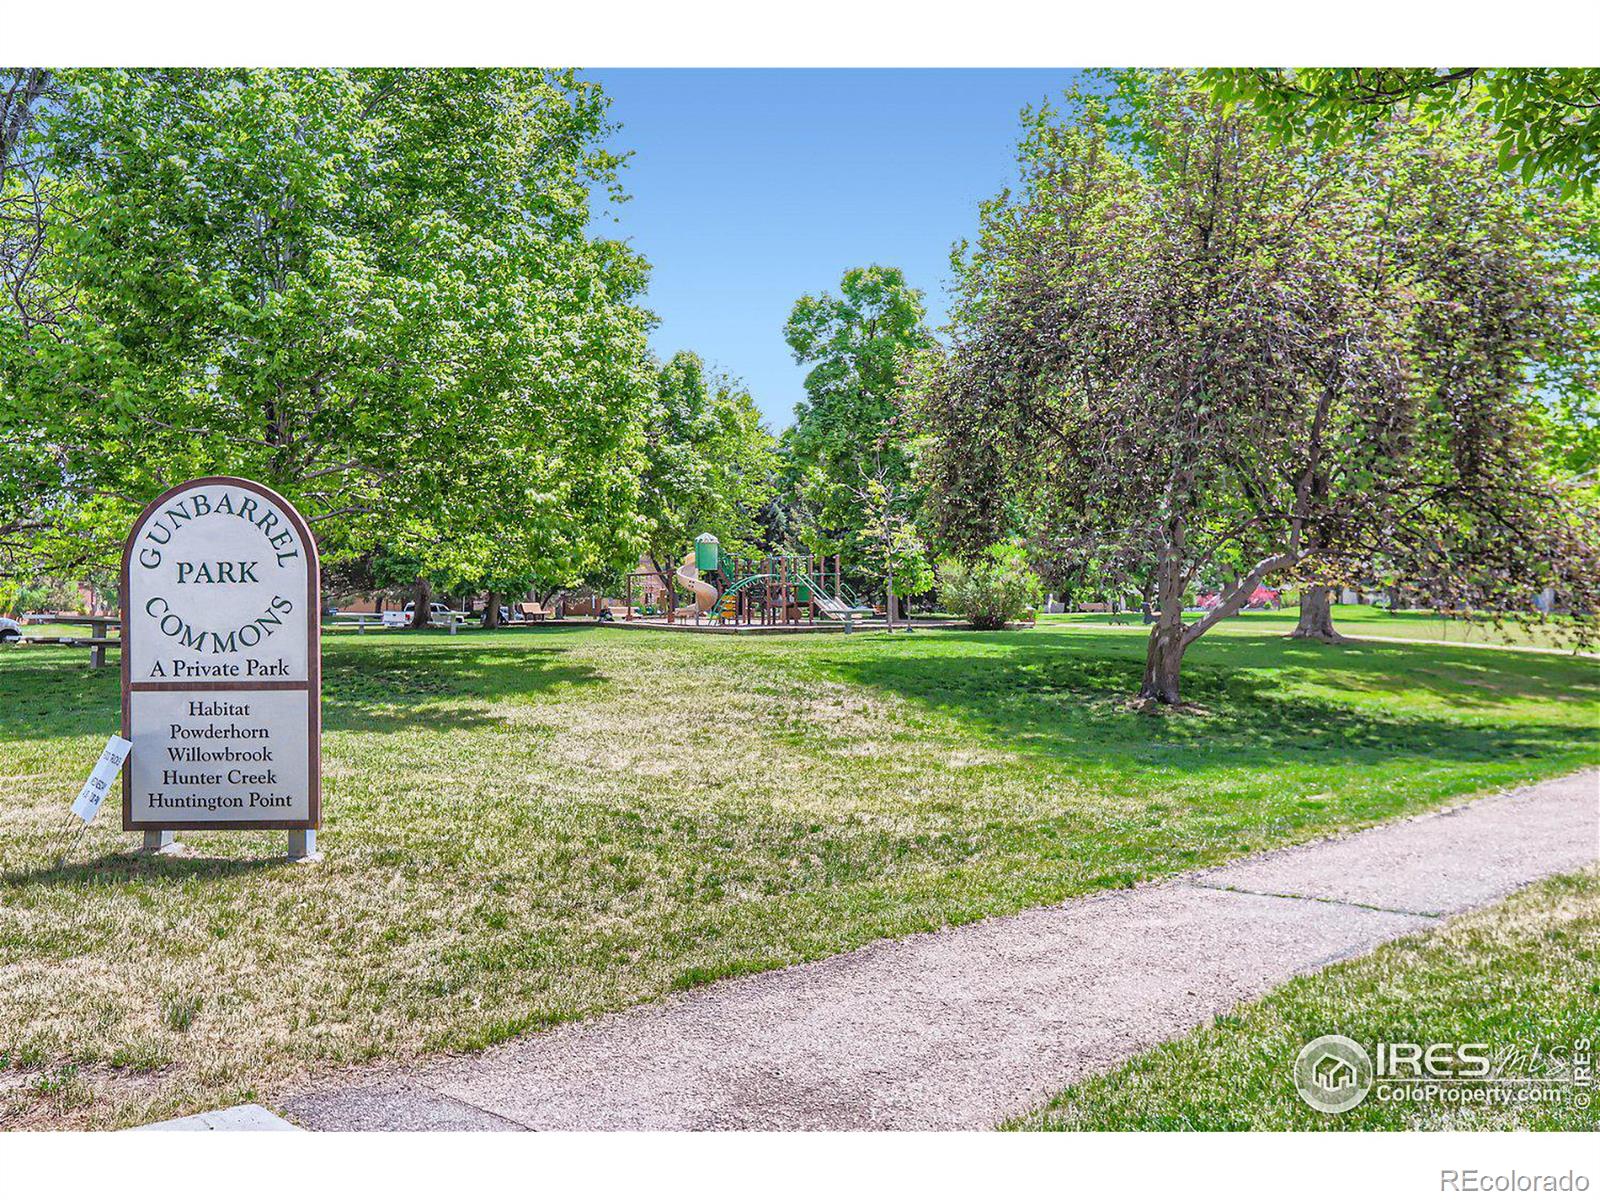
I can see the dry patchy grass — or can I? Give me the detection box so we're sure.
[1,623,1595,1127]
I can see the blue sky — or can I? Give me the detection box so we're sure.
[585,69,1083,431]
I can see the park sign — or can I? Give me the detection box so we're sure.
[121,477,321,850]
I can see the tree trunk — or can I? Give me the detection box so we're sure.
[885,561,896,633]
[1290,585,1345,642]
[482,589,501,629]
[646,555,676,620]
[409,577,431,629]
[1137,553,1190,703]
[1138,620,1186,704]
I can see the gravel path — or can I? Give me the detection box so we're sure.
[278,769,1597,1131]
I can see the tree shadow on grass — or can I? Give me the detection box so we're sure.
[1258,636,1596,707]
[1021,628,1593,706]
[0,641,606,742]
[2,849,289,889]
[826,630,1598,779]
[321,642,602,733]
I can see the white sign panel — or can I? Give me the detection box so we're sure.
[71,735,134,823]
[122,477,321,830]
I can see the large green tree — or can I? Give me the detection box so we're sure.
[914,76,1598,703]
[1202,69,1600,196]
[635,350,778,605]
[1202,67,1600,558]
[0,69,71,581]
[1,68,652,613]
[782,265,933,585]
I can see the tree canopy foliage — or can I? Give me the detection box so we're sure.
[635,350,778,596]
[0,68,70,574]
[4,66,1596,651]
[912,75,1599,702]
[1201,68,1600,197]
[1,68,653,598]
[781,265,933,570]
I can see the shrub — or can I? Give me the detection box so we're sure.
[938,542,1043,630]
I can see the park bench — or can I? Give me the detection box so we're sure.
[70,636,121,669]
[325,612,389,633]
[517,602,549,622]
[20,614,121,667]
[21,634,121,668]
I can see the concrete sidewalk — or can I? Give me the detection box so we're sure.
[135,1104,299,1131]
[278,770,1598,1131]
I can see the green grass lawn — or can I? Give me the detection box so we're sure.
[1,621,1595,1128]
[1039,602,1587,651]
[1007,868,1600,1131]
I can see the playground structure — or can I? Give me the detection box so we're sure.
[624,534,874,627]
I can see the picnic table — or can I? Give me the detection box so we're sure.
[23,614,122,668]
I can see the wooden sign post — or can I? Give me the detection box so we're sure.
[121,477,322,860]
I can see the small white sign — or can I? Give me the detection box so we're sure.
[72,735,134,823]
